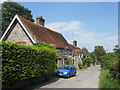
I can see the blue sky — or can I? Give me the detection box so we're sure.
[18,2,118,52]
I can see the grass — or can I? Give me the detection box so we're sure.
[99,69,120,88]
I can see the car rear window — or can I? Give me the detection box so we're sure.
[60,66,70,70]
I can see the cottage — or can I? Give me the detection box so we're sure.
[1,14,86,68]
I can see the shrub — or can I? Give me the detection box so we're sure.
[83,57,92,67]
[2,41,57,85]
[100,55,117,69]
[79,66,82,69]
[99,69,120,88]
[66,58,70,65]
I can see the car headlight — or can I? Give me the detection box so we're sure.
[64,72,68,74]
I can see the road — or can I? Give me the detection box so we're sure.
[27,65,101,89]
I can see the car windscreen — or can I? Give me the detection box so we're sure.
[59,66,71,70]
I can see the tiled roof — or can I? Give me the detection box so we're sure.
[17,15,70,49]
[69,44,82,56]
[57,53,66,58]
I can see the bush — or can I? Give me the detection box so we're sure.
[100,55,117,69]
[99,69,120,88]
[82,65,88,69]
[66,58,70,65]
[2,41,57,85]
[79,66,82,69]
[83,57,92,67]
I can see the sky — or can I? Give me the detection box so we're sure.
[13,2,118,52]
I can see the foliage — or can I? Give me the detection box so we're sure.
[33,41,56,48]
[113,45,119,54]
[100,55,117,69]
[2,41,57,84]
[66,58,70,65]
[110,63,120,79]
[99,69,120,88]
[82,57,92,67]
[82,47,88,53]
[99,44,120,88]
[2,1,34,33]
[79,65,82,69]
[78,64,88,69]
[94,46,106,61]
[88,52,97,65]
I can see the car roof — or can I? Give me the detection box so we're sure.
[63,65,74,67]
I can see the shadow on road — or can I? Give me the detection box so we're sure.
[25,76,60,90]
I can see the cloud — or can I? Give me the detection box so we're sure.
[46,21,118,52]
[107,36,118,40]
[46,21,83,33]
[74,30,118,52]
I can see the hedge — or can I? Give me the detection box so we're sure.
[2,41,57,86]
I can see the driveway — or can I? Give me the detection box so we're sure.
[26,65,101,89]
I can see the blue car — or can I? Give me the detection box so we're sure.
[56,65,76,78]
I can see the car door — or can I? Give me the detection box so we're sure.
[72,67,76,75]
[71,66,74,76]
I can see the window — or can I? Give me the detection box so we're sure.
[18,41,26,45]
[69,50,72,55]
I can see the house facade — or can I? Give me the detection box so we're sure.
[1,14,86,69]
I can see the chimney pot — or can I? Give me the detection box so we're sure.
[36,16,45,27]
[73,40,77,46]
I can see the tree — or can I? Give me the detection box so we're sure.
[82,47,88,54]
[113,45,120,54]
[88,52,97,65]
[94,46,106,61]
[83,57,92,67]
[2,1,34,34]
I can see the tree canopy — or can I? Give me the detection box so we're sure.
[94,46,106,61]
[2,1,34,34]
[82,47,88,53]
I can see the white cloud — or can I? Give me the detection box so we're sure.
[107,36,118,40]
[74,30,118,52]
[46,21,118,52]
[46,21,83,33]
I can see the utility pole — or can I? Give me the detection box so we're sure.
[72,32,74,41]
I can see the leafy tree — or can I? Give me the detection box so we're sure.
[83,57,92,67]
[94,46,106,61]
[82,47,88,53]
[113,45,120,54]
[2,1,34,34]
[112,45,120,79]
[88,52,97,65]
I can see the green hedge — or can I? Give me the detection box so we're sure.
[2,41,57,85]
[99,69,120,88]
[100,55,117,69]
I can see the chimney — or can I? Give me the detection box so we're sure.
[73,40,77,46]
[36,16,45,27]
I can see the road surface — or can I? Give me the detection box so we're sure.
[27,65,101,89]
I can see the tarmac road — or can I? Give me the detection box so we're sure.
[28,65,101,89]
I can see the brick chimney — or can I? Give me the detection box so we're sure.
[73,40,77,46]
[36,16,45,27]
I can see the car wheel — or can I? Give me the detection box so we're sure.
[74,72,76,76]
[68,74,70,78]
